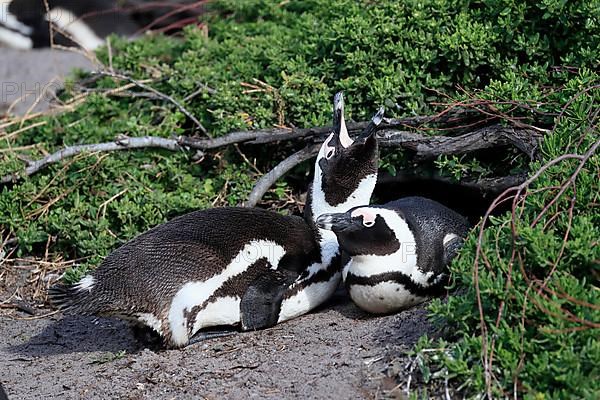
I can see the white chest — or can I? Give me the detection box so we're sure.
[348,281,426,314]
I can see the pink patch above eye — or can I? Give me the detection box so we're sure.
[351,209,376,225]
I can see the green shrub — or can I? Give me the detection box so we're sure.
[420,73,599,398]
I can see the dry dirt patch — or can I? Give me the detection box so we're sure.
[0,261,434,399]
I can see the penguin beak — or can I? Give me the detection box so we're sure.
[332,91,352,148]
[316,213,355,231]
[333,91,344,126]
[356,106,384,142]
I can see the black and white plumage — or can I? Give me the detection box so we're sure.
[278,93,383,321]
[50,207,320,347]
[1,0,122,50]
[317,197,470,314]
[49,93,384,348]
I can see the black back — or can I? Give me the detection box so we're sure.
[384,196,470,275]
[70,207,320,315]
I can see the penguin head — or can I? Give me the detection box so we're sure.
[313,92,384,209]
[316,207,403,256]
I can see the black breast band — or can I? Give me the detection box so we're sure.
[344,271,447,297]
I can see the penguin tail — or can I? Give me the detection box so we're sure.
[47,283,76,310]
[47,274,98,314]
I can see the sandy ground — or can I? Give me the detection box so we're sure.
[0,290,433,399]
[0,48,95,116]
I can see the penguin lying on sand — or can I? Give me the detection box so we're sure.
[49,93,384,348]
[317,197,470,314]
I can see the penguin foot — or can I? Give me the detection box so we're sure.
[188,327,239,345]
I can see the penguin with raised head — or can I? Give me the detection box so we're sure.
[275,93,383,324]
[49,93,384,347]
[316,197,470,314]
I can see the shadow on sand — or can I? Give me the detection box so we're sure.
[8,315,142,357]
[6,289,427,358]
[324,287,438,348]
[326,285,438,346]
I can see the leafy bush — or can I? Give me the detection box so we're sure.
[417,73,599,399]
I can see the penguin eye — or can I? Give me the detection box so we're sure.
[363,219,375,227]
[326,148,335,159]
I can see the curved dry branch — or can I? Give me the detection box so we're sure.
[244,144,321,208]
[378,124,542,160]
[1,136,184,184]
[177,116,434,149]
[1,121,541,191]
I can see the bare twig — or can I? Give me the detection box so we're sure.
[133,0,208,35]
[42,0,54,50]
[92,70,208,135]
[0,121,47,141]
[1,136,183,184]
[244,144,321,207]
[107,37,114,73]
[11,310,60,320]
[183,83,217,101]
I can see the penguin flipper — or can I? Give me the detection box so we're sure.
[443,235,464,266]
[240,270,293,331]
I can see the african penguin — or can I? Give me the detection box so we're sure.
[317,197,470,314]
[276,92,384,323]
[49,92,384,348]
[1,0,120,50]
[50,207,321,348]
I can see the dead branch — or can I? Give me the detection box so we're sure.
[378,123,542,160]
[245,144,321,207]
[183,83,217,101]
[0,122,541,190]
[91,70,208,136]
[176,116,435,149]
[0,136,183,184]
